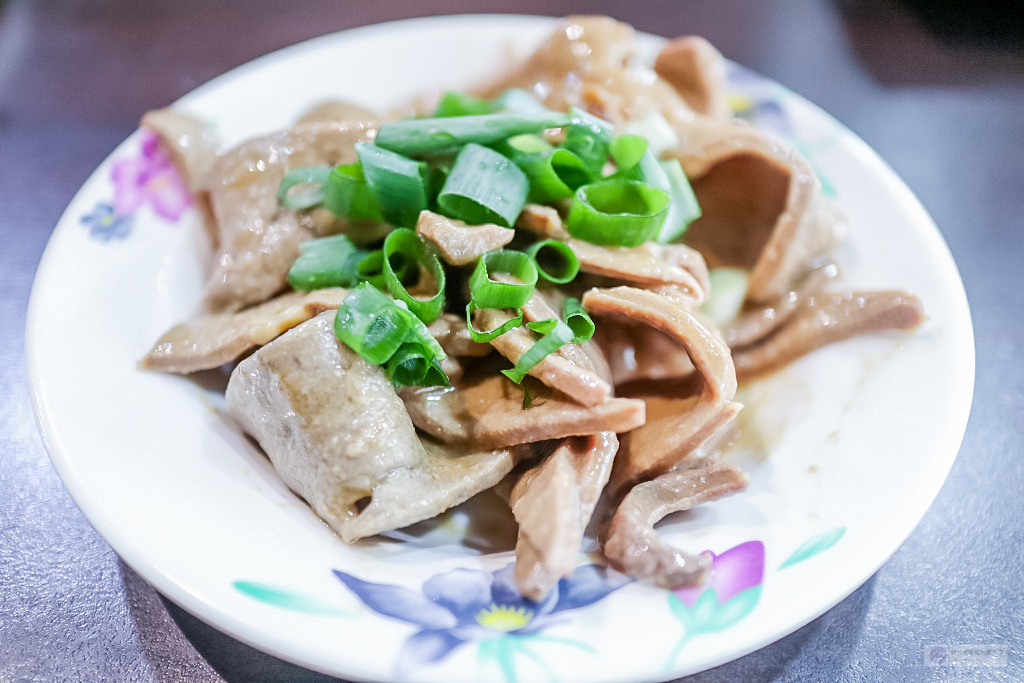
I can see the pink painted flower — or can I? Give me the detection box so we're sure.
[673,540,765,608]
[111,130,191,220]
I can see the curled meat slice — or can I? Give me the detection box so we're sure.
[723,262,837,348]
[226,312,514,543]
[517,204,709,300]
[399,375,645,450]
[140,288,348,374]
[602,452,749,588]
[416,210,515,266]
[510,432,618,600]
[581,286,740,494]
[654,36,731,121]
[593,321,696,386]
[203,120,377,313]
[296,101,379,125]
[672,118,844,305]
[733,290,925,381]
[475,298,611,408]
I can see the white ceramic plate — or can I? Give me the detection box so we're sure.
[27,15,974,683]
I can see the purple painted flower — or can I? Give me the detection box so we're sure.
[664,541,765,670]
[335,562,629,676]
[111,130,191,220]
[80,203,133,242]
[673,540,764,608]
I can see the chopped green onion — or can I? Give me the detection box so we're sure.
[334,283,448,387]
[504,134,553,154]
[288,234,366,291]
[469,250,538,309]
[375,111,571,156]
[610,134,648,172]
[493,88,549,114]
[566,179,670,247]
[355,143,428,229]
[701,268,749,324]
[278,166,331,209]
[465,301,524,342]
[562,297,595,344]
[433,91,493,117]
[333,284,413,364]
[513,148,592,204]
[525,318,559,335]
[354,250,388,289]
[560,108,614,176]
[323,163,384,221]
[621,111,679,159]
[655,159,702,243]
[526,239,579,284]
[502,320,574,384]
[437,143,529,227]
[382,228,446,323]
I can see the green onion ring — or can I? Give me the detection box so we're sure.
[465,301,524,343]
[562,297,595,344]
[525,239,580,285]
[278,166,331,209]
[502,320,574,384]
[382,228,446,323]
[469,250,538,310]
[566,179,670,247]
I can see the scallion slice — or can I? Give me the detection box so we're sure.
[465,301,524,342]
[354,250,388,289]
[382,228,446,323]
[514,148,592,204]
[525,318,559,335]
[333,284,413,365]
[525,239,580,284]
[287,234,366,291]
[469,250,538,309]
[655,159,702,244]
[566,179,670,247]
[375,111,571,156]
[433,91,493,117]
[562,297,595,344]
[278,166,331,209]
[323,163,384,221]
[355,142,429,229]
[501,320,574,384]
[437,143,529,227]
[701,268,749,324]
[560,108,614,176]
[334,283,448,387]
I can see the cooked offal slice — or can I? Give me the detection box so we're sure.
[733,290,925,381]
[140,288,348,374]
[581,286,741,494]
[141,108,220,194]
[416,210,515,266]
[593,321,696,386]
[601,451,749,588]
[653,36,732,121]
[426,313,492,358]
[510,432,619,600]
[722,262,838,348]
[517,204,709,301]
[399,375,645,450]
[226,312,514,543]
[474,305,611,408]
[203,120,377,313]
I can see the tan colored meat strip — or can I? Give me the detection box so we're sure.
[510,432,619,600]
[733,290,925,381]
[139,288,348,374]
[399,375,645,450]
[654,36,731,121]
[416,210,515,266]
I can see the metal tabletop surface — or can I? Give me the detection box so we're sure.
[2,0,1022,680]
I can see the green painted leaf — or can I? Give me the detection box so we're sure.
[710,585,761,631]
[780,527,846,569]
[232,581,349,617]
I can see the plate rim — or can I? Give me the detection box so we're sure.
[24,13,976,682]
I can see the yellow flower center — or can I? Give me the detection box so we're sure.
[474,603,533,632]
[727,92,754,114]
[101,214,115,227]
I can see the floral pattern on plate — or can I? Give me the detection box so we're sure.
[334,562,630,680]
[81,130,191,241]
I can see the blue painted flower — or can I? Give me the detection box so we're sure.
[335,562,629,678]
[726,63,792,136]
[80,202,133,242]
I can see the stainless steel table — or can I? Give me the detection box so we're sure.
[3,0,1022,680]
